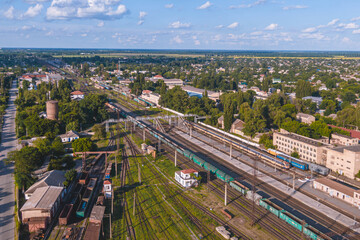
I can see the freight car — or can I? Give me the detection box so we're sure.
[105,163,112,180]
[76,200,88,218]
[229,181,249,195]
[59,204,74,225]
[259,199,331,240]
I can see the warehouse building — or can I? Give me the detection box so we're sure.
[21,186,64,232]
[25,170,66,200]
[273,130,329,165]
[325,145,360,178]
[313,178,360,207]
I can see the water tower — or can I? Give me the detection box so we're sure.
[46,100,58,120]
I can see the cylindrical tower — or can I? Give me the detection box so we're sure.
[46,100,59,120]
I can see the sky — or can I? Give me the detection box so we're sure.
[2,0,360,50]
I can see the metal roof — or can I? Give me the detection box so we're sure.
[21,186,63,211]
[25,170,66,195]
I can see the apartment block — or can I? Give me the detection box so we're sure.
[325,145,360,178]
[330,133,359,146]
[273,130,329,165]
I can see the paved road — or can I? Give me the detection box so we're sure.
[0,80,18,240]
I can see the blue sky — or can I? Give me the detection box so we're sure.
[2,0,360,50]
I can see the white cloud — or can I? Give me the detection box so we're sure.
[212,34,221,41]
[215,25,224,29]
[227,22,238,29]
[172,35,183,44]
[97,21,104,27]
[299,33,327,40]
[45,31,54,36]
[46,0,128,20]
[4,6,14,19]
[342,37,350,43]
[282,5,308,10]
[250,31,263,36]
[165,4,174,9]
[302,27,317,33]
[192,36,200,45]
[138,11,147,25]
[81,33,88,37]
[197,1,212,10]
[24,4,43,18]
[230,0,265,9]
[265,23,278,30]
[352,29,360,34]
[327,19,339,26]
[352,16,360,21]
[338,23,358,29]
[169,21,191,29]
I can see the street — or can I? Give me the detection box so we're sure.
[0,80,18,240]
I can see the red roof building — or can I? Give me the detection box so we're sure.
[328,125,360,139]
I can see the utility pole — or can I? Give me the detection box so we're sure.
[292,172,295,190]
[229,144,232,160]
[133,193,136,216]
[138,162,141,184]
[111,189,114,214]
[224,183,227,206]
[175,150,177,167]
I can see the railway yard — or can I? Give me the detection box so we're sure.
[39,65,360,240]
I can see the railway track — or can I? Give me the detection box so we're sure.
[135,127,302,240]
[124,127,252,240]
[167,126,357,240]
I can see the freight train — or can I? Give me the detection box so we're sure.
[112,105,329,240]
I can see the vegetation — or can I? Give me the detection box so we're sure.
[63,169,77,187]
[72,138,97,152]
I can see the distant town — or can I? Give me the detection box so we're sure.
[2,49,360,240]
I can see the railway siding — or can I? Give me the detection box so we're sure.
[174,129,360,235]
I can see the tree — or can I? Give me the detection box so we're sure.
[52,137,65,156]
[33,137,51,157]
[92,124,106,140]
[295,80,312,98]
[72,138,97,152]
[291,151,299,158]
[64,169,77,187]
[9,147,43,191]
[223,102,234,132]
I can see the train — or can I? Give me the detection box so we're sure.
[196,122,329,176]
[259,199,331,240]
[192,122,290,170]
[267,149,330,176]
[112,104,329,240]
[105,163,112,180]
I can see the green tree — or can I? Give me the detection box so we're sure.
[33,137,51,156]
[92,124,106,140]
[223,102,234,132]
[64,169,77,187]
[291,151,299,158]
[72,138,97,152]
[52,137,65,156]
[296,80,312,98]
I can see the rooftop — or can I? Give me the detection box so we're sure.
[296,113,314,118]
[315,178,360,197]
[331,145,360,153]
[21,186,63,211]
[181,169,197,174]
[90,206,106,223]
[332,132,355,140]
[59,130,80,138]
[70,91,84,95]
[276,131,325,147]
[25,170,66,195]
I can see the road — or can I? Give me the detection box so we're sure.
[0,80,18,240]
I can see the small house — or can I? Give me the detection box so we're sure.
[103,180,112,199]
[175,169,199,188]
[59,130,80,143]
[70,91,85,100]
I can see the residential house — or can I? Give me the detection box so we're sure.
[175,169,199,188]
[59,130,80,143]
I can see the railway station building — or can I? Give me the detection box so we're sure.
[273,130,329,165]
[313,178,360,207]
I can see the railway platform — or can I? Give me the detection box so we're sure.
[175,129,360,234]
